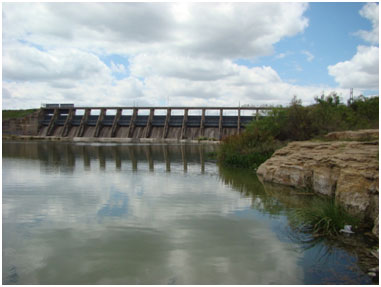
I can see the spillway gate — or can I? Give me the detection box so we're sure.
[38,106,272,140]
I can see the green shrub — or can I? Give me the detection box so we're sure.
[348,95,379,129]
[310,93,379,134]
[218,126,282,169]
[310,93,349,134]
[217,94,378,169]
[290,198,359,237]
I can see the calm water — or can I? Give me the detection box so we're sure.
[2,141,375,284]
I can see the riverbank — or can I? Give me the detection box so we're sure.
[257,130,379,238]
[256,130,379,279]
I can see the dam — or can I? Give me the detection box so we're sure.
[36,106,271,141]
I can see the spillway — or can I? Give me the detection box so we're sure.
[37,106,271,141]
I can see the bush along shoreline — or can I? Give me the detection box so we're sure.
[217,93,379,171]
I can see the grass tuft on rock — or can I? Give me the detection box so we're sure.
[290,198,360,237]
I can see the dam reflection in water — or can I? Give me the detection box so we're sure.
[2,141,374,285]
[3,142,216,173]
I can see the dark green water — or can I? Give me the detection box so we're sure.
[2,141,376,284]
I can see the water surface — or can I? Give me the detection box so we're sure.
[2,141,375,284]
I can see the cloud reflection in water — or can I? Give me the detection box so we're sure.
[3,142,304,284]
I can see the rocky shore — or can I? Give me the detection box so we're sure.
[257,130,379,237]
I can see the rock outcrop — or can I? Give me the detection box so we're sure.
[325,129,379,141]
[257,130,379,236]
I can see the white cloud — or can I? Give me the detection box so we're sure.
[355,3,379,44]
[3,2,308,59]
[3,49,348,109]
[2,2,353,110]
[129,53,235,81]
[301,50,314,62]
[328,3,379,90]
[169,3,309,59]
[123,59,348,107]
[3,43,112,83]
[110,61,127,74]
[1,3,316,109]
[328,45,379,90]
[4,71,344,110]
[3,148,304,284]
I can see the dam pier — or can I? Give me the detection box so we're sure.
[37,106,271,141]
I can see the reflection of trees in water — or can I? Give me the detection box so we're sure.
[218,166,285,217]
[218,165,378,284]
[218,166,319,219]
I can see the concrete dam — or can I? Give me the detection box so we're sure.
[37,106,271,141]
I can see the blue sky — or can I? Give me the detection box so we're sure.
[2,2,379,109]
[100,54,131,81]
[236,2,376,88]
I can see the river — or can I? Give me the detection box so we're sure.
[2,141,376,284]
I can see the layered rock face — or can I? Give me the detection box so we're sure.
[324,129,379,141]
[257,130,379,235]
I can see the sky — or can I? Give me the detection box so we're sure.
[2,2,379,109]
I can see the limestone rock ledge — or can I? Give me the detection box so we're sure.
[325,129,379,141]
[257,133,379,236]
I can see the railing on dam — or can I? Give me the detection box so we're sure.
[38,106,272,140]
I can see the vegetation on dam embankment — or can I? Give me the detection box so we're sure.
[2,109,38,120]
